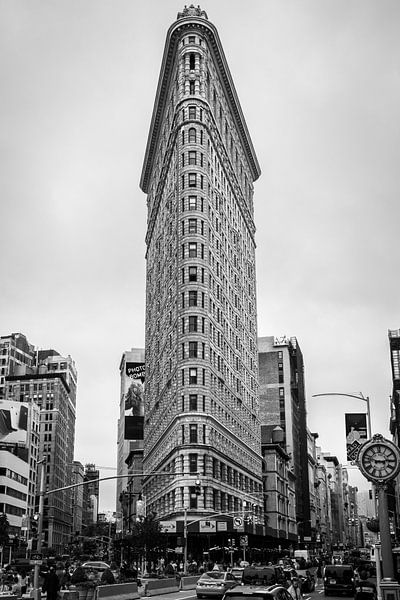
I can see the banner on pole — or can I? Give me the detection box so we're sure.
[345,413,368,460]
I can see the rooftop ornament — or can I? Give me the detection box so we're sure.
[177,4,208,19]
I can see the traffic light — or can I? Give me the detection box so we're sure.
[195,479,201,495]
[31,514,40,539]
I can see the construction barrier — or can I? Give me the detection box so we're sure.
[180,575,200,590]
[96,582,140,600]
[144,578,179,596]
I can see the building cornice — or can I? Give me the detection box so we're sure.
[140,15,261,193]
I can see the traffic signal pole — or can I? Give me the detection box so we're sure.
[33,460,45,600]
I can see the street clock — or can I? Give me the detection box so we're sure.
[358,433,400,483]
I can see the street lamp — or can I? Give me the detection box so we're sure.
[312,392,372,438]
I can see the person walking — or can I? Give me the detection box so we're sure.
[288,578,303,600]
[42,567,60,600]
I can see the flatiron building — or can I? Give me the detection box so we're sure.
[140,6,262,531]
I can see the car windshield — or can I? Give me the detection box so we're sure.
[326,569,353,579]
[203,572,225,580]
[225,595,273,600]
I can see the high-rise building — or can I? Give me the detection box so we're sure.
[2,335,77,553]
[0,333,36,398]
[388,328,400,541]
[116,348,145,520]
[82,463,100,528]
[140,5,262,545]
[258,336,312,543]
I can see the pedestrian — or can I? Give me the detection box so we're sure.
[11,576,22,598]
[316,562,323,586]
[42,567,60,600]
[288,578,303,600]
[19,570,28,595]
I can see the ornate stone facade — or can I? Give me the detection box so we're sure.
[140,8,262,526]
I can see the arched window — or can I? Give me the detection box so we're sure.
[188,127,196,143]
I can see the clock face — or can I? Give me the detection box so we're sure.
[359,440,400,482]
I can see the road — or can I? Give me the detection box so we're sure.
[141,581,346,600]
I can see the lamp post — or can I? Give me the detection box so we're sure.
[312,392,372,438]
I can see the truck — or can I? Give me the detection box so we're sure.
[294,550,311,567]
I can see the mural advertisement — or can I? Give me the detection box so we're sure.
[124,362,145,440]
[0,400,29,446]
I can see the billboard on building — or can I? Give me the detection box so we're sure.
[0,400,29,446]
[124,362,145,440]
[345,413,368,461]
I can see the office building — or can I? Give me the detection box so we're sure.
[2,334,77,553]
[258,336,311,543]
[116,348,145,522]
[389,328,400,541]
[140,5,263,545]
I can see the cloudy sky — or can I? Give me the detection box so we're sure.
[1,0,399,511]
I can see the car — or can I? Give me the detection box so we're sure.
[81,561,111,581]
[324,564,356,596]
[223,583,293,600]
[230,568,245,583]
[196,570,239,598]
[242,566,286,587]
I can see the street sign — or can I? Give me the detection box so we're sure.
[233,517,244,531]
[31,553,42,561]
[240,535,248,547]
[30,560,43,566]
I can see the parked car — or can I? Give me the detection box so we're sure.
[223,583,292,600]
[324,564,356,596]
[196,570,239,598]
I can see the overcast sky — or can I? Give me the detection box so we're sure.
[1,0,399,512]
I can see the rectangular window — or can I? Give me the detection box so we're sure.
[189,316,198,332]
[189,368,197,384]
[189,105,196,119]
[188,151,197,165]
[190,487,198,509]
[189,342,198,358]
[188,195,197,210]
[188,173,197,187]
[189,81,195,95]
[189,453,198,473]
[188,218,197,233]
[189,424,198,443]
[189,394,198,411]
[189,266,197,281]
[189,291,198,306]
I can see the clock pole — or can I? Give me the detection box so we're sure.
[376,483,394,580]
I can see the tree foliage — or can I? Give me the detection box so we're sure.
[0,513,10,546]
[124,514,166,560]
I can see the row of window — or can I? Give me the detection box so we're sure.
[181,315,205,333]
[182,241,205,259]
[0,485,27,501]
[181,290,205,308]
[0,503,25,516]
[181,341,206,359]
[181,266,205,283]
[181,172,204,189]
[0,467,28,486]
[181,195,204,211]
[182,150,204,167]
[182,128,203,145]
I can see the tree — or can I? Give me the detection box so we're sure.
[124,513,166,566]
[0,513,10,547]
